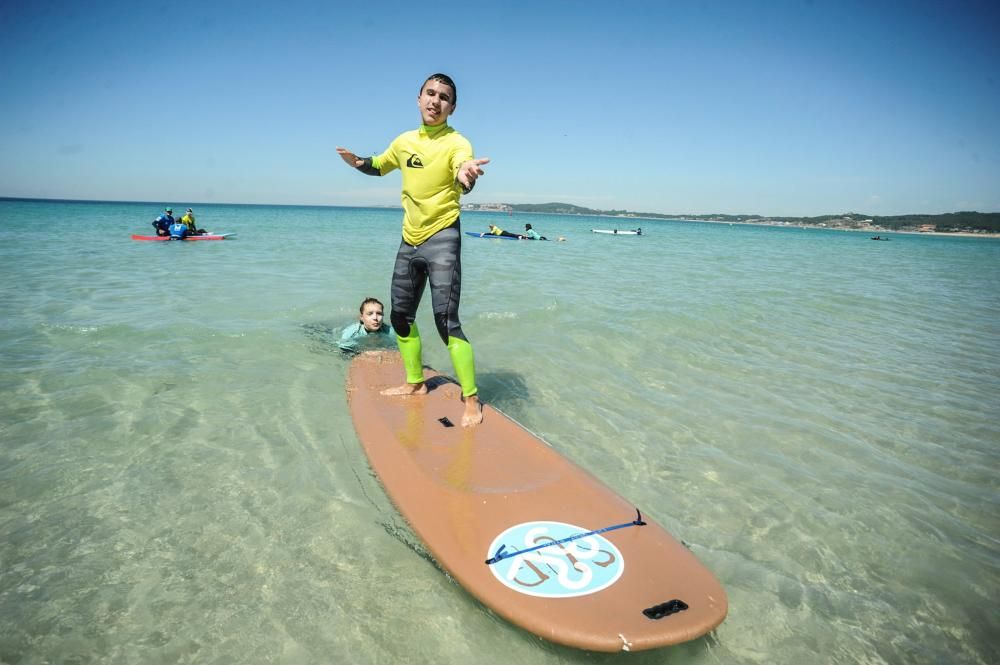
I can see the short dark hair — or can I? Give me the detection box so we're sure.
[422,73,457,106]
[359,297,383,314]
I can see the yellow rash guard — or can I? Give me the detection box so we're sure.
[371,123,473,246]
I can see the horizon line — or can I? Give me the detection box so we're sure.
[0,195,995,220]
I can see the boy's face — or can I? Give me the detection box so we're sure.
[360,303,384,332]
[417,79,455,126]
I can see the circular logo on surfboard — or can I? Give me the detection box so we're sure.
[487,521,624,598]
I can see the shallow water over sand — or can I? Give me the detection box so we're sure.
[1,199,997,664]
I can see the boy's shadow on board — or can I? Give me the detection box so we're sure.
[425,369,531,410]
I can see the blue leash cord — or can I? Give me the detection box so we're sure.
[485,509,646,565]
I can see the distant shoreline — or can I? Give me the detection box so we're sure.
[644,216,1000,239]
[4,196,997,238]
[466,203,1000,236]
[481,209,1000,239]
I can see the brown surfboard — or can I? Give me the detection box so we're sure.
[346,351,727,652]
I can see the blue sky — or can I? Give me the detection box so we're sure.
[1,0,998,216]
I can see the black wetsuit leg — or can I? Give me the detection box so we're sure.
[389,222,468,344]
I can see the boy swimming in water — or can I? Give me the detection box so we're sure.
[337,73,489,427]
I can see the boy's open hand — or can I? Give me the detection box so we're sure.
[457,158,490,190]
[336,147,363,168]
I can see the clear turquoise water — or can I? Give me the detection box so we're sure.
[1,199,997,664]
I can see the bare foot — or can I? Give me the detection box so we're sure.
[461,394,483,428]
[381,382,428,396]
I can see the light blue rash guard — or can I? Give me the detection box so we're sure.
[338,322,395,353]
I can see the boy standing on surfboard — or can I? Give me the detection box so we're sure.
[336,73,488,427]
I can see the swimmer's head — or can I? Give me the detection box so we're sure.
[359,297,385,332]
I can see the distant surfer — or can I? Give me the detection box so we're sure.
[338,297,395,354]
[168,219,189,240]
[522,223,546,240]
[337,73,488,427]
[180,208,207,235]
[152,207,174,236]
[488,223,524,239]
[521,223,566,242]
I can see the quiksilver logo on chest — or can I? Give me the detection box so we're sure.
[406,154,424,168]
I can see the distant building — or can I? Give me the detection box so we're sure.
[461,203,512,212]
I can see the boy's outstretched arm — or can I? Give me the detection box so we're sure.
[337,147,380,175]
[336,147,363,167]
[457,157,490,193]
